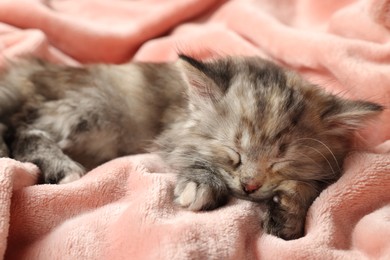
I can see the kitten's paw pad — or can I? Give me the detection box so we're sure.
[174,181,215,211]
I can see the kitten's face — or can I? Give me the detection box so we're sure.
[176,55,382,202]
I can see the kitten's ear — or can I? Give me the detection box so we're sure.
[321,98,383,131]
[177,54,227,101]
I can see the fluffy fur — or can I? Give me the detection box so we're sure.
[0,55,383,239]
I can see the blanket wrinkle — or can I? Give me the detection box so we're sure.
[0,0,222,63]
[0,159,38,258]
[0,0,390,259]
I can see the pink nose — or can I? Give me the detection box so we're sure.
[242,182,261,194]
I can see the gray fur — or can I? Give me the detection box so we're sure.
[0,55,383,239]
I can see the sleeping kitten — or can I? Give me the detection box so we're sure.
[0,55,383,240]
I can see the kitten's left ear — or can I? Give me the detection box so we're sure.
[321,98,383,131]
[177,54,228,102]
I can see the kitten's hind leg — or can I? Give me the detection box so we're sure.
[174,165,229,211]
[11,127,85,184]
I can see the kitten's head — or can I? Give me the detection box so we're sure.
[162,55,383,202]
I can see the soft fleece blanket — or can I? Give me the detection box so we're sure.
[0,0,390,259]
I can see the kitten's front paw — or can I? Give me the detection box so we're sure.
[174,179,227,211]
[262,194,306,240]
[41,159,85,184]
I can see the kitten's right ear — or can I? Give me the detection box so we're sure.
[177,54,225,102]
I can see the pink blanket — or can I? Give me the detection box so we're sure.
[0,0,389,259]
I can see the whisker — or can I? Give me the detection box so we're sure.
[296,137,341,173]
[301,144,336,178]
[294,151,323,170]
[281,152,337,184]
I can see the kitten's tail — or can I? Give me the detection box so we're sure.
[0,59,44,118]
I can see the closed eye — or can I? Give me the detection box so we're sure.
[226,147,241,168]
[271,160,295,172]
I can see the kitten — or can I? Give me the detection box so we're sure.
[0,55,383,240]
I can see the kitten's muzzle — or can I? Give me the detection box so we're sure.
[241,181,262,194]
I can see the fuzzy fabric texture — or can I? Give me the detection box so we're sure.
[0,0,390,259]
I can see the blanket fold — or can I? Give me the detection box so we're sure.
[0,0,389,259]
